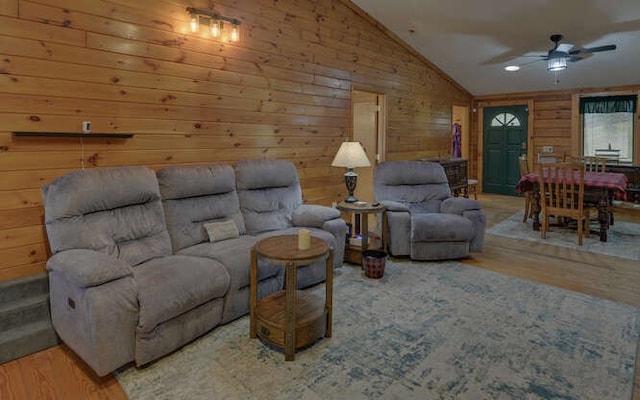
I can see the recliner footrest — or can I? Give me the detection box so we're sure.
[411,213,474,242]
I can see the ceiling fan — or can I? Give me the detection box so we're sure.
[521,34,617,72]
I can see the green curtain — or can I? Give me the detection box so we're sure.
[579,95,637,114]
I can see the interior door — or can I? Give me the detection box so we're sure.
[352,89,385,234]
[353,90,383,202]
[483,105,528,195]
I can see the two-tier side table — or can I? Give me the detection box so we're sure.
[249,235,333,361]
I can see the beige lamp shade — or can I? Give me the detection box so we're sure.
[331,142,371,203]
[331,142,371,168]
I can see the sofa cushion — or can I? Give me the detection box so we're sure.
[42,166,172,266]
[235,158,300,190]
[157,164,245,251]
[407,200,442,214]
[134,255,230,333]
[374,161,451,203]
[236,159,303,235]
[177,235,281,289]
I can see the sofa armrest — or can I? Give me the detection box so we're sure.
[292,204,341,228]
[441,197,482,215]
[46,249,133,289]
[380,200,410,212]
[320,218,348,268]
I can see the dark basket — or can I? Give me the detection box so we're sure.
[361,250,387,279]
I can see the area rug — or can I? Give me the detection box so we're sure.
[115,261,640,400]
[487,211,640,261]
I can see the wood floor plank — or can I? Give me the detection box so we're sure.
[19,349,61,399]
[0,359,29,400]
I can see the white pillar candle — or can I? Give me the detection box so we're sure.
[298,228,311,250]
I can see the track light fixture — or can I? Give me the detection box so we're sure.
[186,7,241,42]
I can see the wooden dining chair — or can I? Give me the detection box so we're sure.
[538,162,590,246]
[518,155,532,222]
[563,155,607,172]
[595,148,621,164]
[563,155,613,225]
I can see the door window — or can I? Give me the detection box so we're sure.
[490,112,521,127]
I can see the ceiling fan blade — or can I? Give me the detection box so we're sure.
[583,44,617,53]
[569,44,617,55]
[568,55,587,63]
[557,43,574,52]
[519,58,547,67]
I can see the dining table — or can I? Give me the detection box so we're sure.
[516,170,628,242]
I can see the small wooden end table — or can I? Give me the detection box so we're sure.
[336,201,385,265]
[249,235,333,361]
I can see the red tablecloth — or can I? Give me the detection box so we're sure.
[516,171,628,200]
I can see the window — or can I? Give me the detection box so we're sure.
[581,95,636,164]
[490,112,521,127]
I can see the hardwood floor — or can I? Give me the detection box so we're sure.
[0,344,126,400]
[1,194,638,400]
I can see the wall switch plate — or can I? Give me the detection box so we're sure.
[542,145,554,153]
[82,121,91,134]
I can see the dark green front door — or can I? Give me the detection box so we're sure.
[483,105,528,195]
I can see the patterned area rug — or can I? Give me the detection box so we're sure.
[115,261,640,400]
[487,211,640,261]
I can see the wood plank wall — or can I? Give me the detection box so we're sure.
[0,0,471,282]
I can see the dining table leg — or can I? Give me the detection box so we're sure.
[597,188,609,242]
[532,183,542,231]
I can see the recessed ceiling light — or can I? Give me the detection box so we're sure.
[505,65,520,72]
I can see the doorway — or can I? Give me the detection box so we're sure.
[352,89,386,202]
[351,89,386,235]
[482,105,528,195]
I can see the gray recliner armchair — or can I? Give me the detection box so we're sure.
[374,160,486,260]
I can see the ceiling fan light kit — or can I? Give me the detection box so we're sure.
[511,34,617,77]
[547,54,567,72]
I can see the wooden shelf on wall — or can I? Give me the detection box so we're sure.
[13,132,134,139]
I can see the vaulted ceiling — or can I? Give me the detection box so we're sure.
[351,0,640,96]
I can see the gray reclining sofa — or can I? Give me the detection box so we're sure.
[42,159,346,376]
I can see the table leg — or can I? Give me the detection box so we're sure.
[249,248,257,339]
[361,213,369,252]
[325,249,333,338]
[532,183,541,231]
[382,211,388,254]
[359,213,369,270]
[285,261,297,361]
[597,188,608,242]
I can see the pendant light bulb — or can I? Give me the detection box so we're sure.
[211,20,220,37]
[190,15,199,33]
[230,24,240,42]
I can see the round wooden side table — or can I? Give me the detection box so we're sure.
[336,201,386,265]
[249,234,333,361]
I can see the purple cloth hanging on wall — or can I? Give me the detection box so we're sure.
[452,123,462,158]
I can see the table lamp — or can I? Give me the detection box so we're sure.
[331,142,371,203]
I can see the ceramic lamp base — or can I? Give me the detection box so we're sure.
[344,170,358,203]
